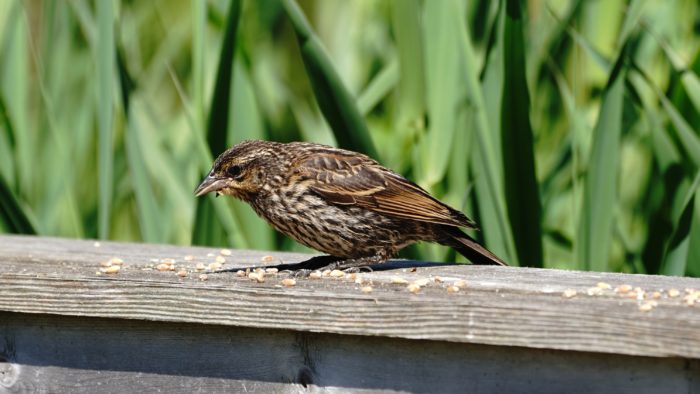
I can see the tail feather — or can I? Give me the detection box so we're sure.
[438,226,508,266]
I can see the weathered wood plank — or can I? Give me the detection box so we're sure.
[1,312,698,393]
[1,235,699,359]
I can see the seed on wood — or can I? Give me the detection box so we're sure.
[265,268,279,274]
[447,286,459,293]
[184,255,195,261]
[214,256,226,264]
[281,278,296,287]
[330,270,345,278]
[361,286,373,293]
[100,261,113,267]
[102,265,121,274]
[195,263,206,271]
[412,278,430,287]
[309,271,322,279]
[93,242,101,247]
[236,270,246,277]
[391,277,409,284]
[668,288,680,297]
[322,270,332,277]
[248,272,265,282]
[208,262,223,270]
[615,284,632,294]
[161,258,175,266]
[156,263,172,271]
[177,270,188,278]
[562,289,577,298]
[586,287,603,296]
[639,303,654,312]
[199,274,208,281]
[434,276,444,283]
[407,284,421,294]
[261,255,274,262]
[220,249,232,256]
[596,282,611,289]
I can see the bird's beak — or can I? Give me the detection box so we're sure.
[194,175,227,197]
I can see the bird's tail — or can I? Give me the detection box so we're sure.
[438,226,508,266]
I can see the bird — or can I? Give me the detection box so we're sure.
[195,140,507,271]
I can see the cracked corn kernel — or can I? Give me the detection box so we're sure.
[156,263,172,271]
[668,288,680,298]
[453,280,467,288]
[391,277,409,284]
[615,284,632,294]
[265,268,279,274]
[596,282,611,289]
[236,270,246,277]
[586,287,603,296]
[330,270,345,278]
[562,289,577,298]
[248,272,265,283]
[281,278,296,287]
[412,278,430,287]
[361,286,373,293]
[177,270,188,278]
[102,265,121,274]
[447,286,459,293]
[639,303,654,312]
[309,271,322,279]
[407,284,421,293]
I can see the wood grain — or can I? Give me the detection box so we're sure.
[1,235,699,359]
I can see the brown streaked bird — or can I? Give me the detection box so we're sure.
[195,140,507,271]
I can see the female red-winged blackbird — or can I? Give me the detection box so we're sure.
[195,140,507,271]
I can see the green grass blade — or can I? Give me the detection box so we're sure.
[124,106,166,243]
[391,0,425,131]
[685,191,700,276]
[191,0,241,247]
[460,3,517,264]
[501,0,543,267]
[0,173,36,234]
[282,0,378,159]
[576,46,627,272]
[660,169,700,276]
[96,0,114,239]
[357,59,398,116]
[419,0,462,186]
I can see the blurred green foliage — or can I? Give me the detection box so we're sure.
[1,0,700,276]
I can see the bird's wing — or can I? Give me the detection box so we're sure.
[294,152,476,228]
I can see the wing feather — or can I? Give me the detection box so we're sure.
[294,152,476,229]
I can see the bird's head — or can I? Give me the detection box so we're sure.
[194,140,279,201]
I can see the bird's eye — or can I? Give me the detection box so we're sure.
[227,165,243,179]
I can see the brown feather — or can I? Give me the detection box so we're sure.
[294,151,477,229]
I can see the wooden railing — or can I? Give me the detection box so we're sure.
[0,235,698,393]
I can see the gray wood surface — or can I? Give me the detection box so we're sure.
[1,312,698,394]
[1,234,700,361]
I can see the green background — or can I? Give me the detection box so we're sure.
[1,0,699,276]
